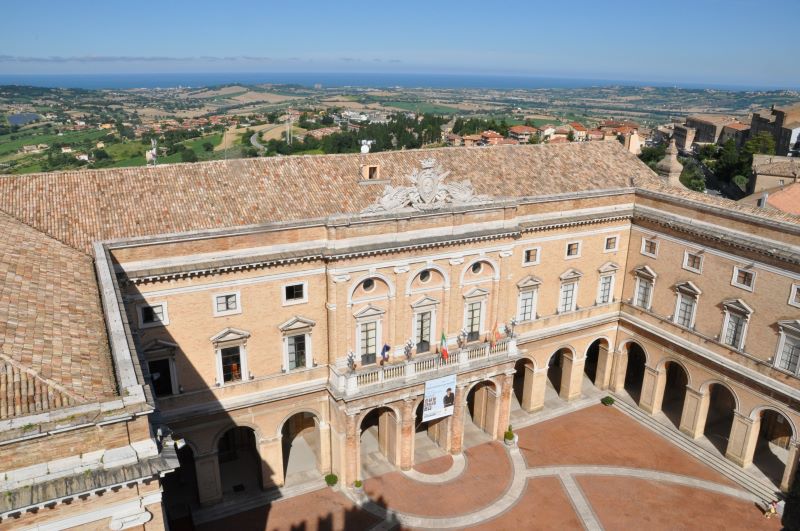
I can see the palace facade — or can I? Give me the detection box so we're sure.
[1,142,799,528]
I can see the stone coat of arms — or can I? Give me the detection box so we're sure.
[362,158,490,213]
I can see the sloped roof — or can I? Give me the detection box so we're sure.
[0,142,658,254]
[0,211,116,418]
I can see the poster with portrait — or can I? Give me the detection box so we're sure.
[422,374,457,422]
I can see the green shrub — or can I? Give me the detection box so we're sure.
[504,424,514,440]
[324,473,338,486]
[353,480,363,488]
[601,396,615,406]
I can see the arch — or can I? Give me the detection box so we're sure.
[276,407,324,438]
[623,342,647,404]
[584,338,610,386]
[515,354,539,372]
[618,338,651,365]
[211,420,263,451]
[348,272,396,305]
[356,403,402,428]
[698,379,741,413]
[655,357,694,388]
[465,379,500,440]
[546,345,577,365]
[583,336,612,360]
[464,377,499,398]
[660,360,690,429]
[459,256,500,286]
[405,264,451,294]
[750,405,798,440]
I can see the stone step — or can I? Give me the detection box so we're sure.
[612,397,779,503]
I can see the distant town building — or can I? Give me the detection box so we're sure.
[719,122,750,148]
[750,103,800,156]
[462,134,482,147]
[748,154,800,195]
[674,115,749,152]
[480,130,504,145]
[305,126,342,140]
[569,122,587,141]
[445,133,463,147]
[508,125,537,143]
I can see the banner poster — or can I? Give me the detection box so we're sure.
[422,374,457,422]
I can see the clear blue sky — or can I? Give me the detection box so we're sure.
[1,0,798,88]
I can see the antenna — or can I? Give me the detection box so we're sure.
[146,138,158,166]
[285,111,293,146]
[360,139,374,154]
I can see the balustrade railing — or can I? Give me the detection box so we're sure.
[334,338,517,396]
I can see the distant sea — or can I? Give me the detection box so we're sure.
[0,72,788,91]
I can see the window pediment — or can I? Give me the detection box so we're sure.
[279,316,317,333]
[210,327,251,345]
[675,281,702,296]
[778,320,800,336]
[598,261,619,274]
[463,287,490,300]
[517,275,542,289]
[634,265,657,280]
[722,298,753,316]
[142,339,178,356]
[559,268,583,282]
[353,304,386,319]
[411,296,440,309]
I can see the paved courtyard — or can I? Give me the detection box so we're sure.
[196,404,780,530]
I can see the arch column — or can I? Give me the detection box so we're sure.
[195,452,222,506]
[258,435,283,488]
[400,399,416,470]
[450,384,468,454]
[595,342,612,389]
[496,373,515,438]
[725,412,758,468]
[529,367,548,412]
[560,352,584,401]
[679,386,709,439]
[610,348,628,393]
[318,420,332,474]
[519,363,538,411]
[345,413,359,485]
[781,440,800,492]
[639,365,663,415]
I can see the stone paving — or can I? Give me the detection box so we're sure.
[196,403,780,531]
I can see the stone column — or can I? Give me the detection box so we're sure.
[345,413,359,484]
[679,387,709,439]
[560,352,584,401]
[595,342,612,389]
[450,384,467,455]
[318,421,332,474]
[520,363,537,411]
[257,435,283,488]
[725,412,758,468]
[496,373,515,438]
[610,348,628,393]
[781,440,800,492]
[400,398,416,470]
[528,367,548,412]
[639,365,664,415]
[194,452,223,506]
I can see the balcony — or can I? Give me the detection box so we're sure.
[329,338,518,397]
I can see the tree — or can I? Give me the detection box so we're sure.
[567,131,575,142]
[744,131,776,157]
[639,144,666,166]
[93,149,109,160]
[202,142,214,152]
[180,148,198,163]
[679,158,706,192]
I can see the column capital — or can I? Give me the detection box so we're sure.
[732,411,754,423]
[644,365,660,376]
[259,435,282,444]
[684,386,704,398]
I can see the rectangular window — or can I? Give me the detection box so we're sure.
[732,267,755,290]
[368,165,379,179]
[791,285,800,309]
[139,303,168,327]
[360,322,377,365]
[675,295,695,328]
[683,252,703,273]
[221,346,242,383]
[641,238,658,257]
[148,358,174,397]
[724,313,745,349]
[518,290,536,321]
[566,242,581,258]
[635,279,652,309]
[598,275,613,304]
[523,248,540,265]
[604,236,618,251]
[415,311,432,353]
[466,301,482,341]
[216,294,238,313]
[559,282,577,313]
[778,336,800,374]
[283,282,308,304]
[287,334,307,370]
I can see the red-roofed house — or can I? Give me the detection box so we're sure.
[481,130,504,145]
[508,125,537,143]
[569,122,587,141]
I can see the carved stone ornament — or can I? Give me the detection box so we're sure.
[362,158,490,213]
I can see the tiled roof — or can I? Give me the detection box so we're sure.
[509,125,537,134]
[0,142,658,254]
[0,211,116,418]
[753,154,800,178]
[765,183,800,215]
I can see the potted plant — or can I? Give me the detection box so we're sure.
[353,479,364,494]
[324,473,338,487]
[601,396,615,406]
[504,424,518,447]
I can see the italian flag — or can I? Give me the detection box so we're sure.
[440,332,449,361]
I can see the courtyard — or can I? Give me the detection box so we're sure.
[193,403,780,531]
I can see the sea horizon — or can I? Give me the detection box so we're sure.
[0,71,796,92]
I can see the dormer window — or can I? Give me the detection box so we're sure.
[362,164,380,180]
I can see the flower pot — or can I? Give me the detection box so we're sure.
[504,433,518,447]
